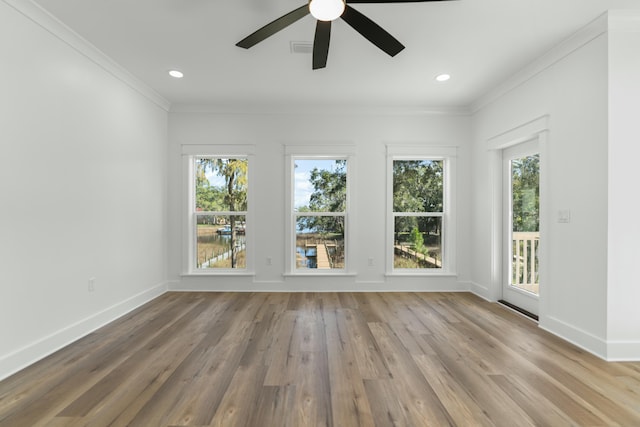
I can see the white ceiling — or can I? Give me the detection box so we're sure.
[31,0,640,110]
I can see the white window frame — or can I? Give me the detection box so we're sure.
[386,145,457,275]
[182,144,255,275]
[284,145,356,276]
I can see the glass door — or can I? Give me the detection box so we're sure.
[503,141,540,317]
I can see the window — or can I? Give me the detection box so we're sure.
[393,159,443,269]
[285,145,354,274]
[387,146,456,274]
[184,145,253,274]
[293,159,347,271]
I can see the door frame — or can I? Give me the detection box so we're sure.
[487,115,549,322]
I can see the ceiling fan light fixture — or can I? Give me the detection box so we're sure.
[309,0,345,21]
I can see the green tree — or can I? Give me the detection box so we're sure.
[393,160,443,213]
[393,160,443,237]
[410,226,424,253]
[196,158,248,268]
[195,162,225,213]
[511,155,539,232]
[299,160,346,235]
[308,160,346,212]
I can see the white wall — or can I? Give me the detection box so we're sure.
[471,18,610,356]
[606,14,640,359]
[168,110,472,291]
[0,1,169,379]
[471,11,640,360]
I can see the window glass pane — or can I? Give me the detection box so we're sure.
[511,153,540,294]
[197,215,246,269]
[394,216,442,269]
[511,154,539,233]
[393,160,443,213]
[294,159,346,212]
[295,216,345,269]
[195,158,248,212]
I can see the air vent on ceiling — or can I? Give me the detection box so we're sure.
[290,41,313,54]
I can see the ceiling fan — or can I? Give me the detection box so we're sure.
[236,0,454,70]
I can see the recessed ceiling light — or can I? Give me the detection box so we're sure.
[168,70,184,78]
[435,73,451,82]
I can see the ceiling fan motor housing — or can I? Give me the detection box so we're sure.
[309,0,346,21]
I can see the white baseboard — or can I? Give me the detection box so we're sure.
[606,340,640,361]
[539,315,608,360]
[468,281,494,302]
[540,317,640,360]
[0,282,168,381]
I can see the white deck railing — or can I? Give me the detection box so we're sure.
[512,232,539,288]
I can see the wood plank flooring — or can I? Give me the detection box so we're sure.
[1,292,640,426]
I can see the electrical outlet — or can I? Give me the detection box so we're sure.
[266,257,273,266]
[558,209,571,223]
[368,257,374,267]
[88,277,95,292]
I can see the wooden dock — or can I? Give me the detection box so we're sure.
[305,241,333,269]
[315,243,331,269]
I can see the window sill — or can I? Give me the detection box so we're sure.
[385,271,457,277]
[181,271,256,277]
[283,272,358,277]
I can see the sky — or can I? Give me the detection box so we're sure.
[294,159,337,209]
[205,171,225,188]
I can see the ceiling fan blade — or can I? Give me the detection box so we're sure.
[340,5,404,57]
[313,21,331,70]
[236,4,309,49]
[347,0,454,3]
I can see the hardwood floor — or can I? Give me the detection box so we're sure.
[1,292,639,426]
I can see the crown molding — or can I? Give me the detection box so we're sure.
[169,103,471,117]
[3,0,171,111]
[471,11,610,113]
